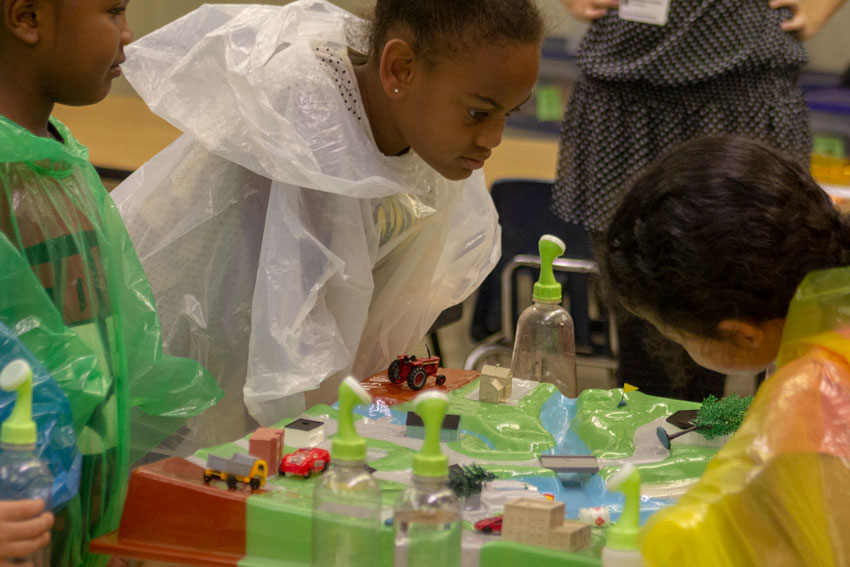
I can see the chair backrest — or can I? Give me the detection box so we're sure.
[471,179,613,357]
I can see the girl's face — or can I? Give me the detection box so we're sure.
[38,0,133,106]
[398,41,540,181]
[644,315,786,375]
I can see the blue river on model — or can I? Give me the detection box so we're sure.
[348,390,675,525]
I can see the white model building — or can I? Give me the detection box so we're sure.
[284,418,325,448]
[479,364,513,403]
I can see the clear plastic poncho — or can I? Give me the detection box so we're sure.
[0,116,221,567]
[641,266,850,566]
[113,1,500,448]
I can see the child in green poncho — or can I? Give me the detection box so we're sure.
[0,1,221,566]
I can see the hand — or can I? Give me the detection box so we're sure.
[770,0,847,41]
[0,500,53,559]
[560,0,620,22]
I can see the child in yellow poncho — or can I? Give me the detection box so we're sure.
[602,134,850,566]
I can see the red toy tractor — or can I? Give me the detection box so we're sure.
[387,347,447,391]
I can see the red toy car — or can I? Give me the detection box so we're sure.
[279,448,330,478]
[474,515,503,535]
[388,347,447,391]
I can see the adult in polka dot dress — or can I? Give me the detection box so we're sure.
[553,0,847,400]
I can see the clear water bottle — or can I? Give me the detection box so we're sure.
[311,377,381,567]
[601,464,643,567]
[511,235,578,398]
[0,360,52,567]
[393,392,461,567]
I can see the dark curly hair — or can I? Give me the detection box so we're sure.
[368,0,543,67]
[602,134,850,338]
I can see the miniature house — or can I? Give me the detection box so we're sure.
[479,364,512,403]
[549,522,591,552]
[503,498,564,547]
[502,497,590,552]
[249,428,284,474]
[284,418,325,448]
[405,412,461,443]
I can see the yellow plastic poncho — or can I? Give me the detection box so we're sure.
[641,267,850,566]
[0,116,221,567]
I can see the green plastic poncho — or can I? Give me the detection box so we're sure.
[0,116,222,567]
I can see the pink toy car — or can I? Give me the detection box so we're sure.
[279,448,330,478]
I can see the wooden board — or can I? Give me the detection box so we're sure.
[359,367,480,405]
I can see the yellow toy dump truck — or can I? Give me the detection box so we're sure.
[204,453,267,490]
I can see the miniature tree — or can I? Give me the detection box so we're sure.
[657,393,753,448]
[693,394,753,439]
[448,464,496,499]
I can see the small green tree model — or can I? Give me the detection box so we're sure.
[658,393,753,448]
[448,464,496,499]
[693,394,753,439]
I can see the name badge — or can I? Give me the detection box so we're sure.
[618,0,671,26]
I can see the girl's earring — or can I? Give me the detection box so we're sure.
[393,88,399,94]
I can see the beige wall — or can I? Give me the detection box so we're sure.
[126,0,368,35]
[803,3,850,72]
[113,0,370,95]
[114,0,849,96]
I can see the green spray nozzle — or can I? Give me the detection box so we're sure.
[332,376,372,461]
[533,234,566,302]
[605,463,641,551]
[412,390,449,477]
[0,359,36,446]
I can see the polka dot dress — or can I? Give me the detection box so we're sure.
[552,0,811,233]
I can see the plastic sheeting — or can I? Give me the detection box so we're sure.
[641,266,850,566]
[0,115,221,567]
[113,1,500,448]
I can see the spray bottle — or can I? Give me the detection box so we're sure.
[0,359,52,567]
[393,391,461,567]
[311,376,382,567]
[510,234,578,397]
[602,464,643,567]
